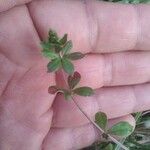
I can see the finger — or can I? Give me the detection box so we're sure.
[0,0,33,12]
[57,52,150,89]
[43,115,135,150]
[29,0,150,53]
[52,83,150,127]
[0,5,44,67]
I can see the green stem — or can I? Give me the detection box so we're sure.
[62,71,129,150]
[72,96,129,150]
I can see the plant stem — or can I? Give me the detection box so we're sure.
[71,96,104,133]
[72,96,129,150]
[62,71,129,150]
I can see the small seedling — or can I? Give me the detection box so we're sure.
[41,29,134,150]
[41,30,84,74]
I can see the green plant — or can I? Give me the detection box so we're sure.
[41,30,134,150]
[99,0,150,3]
[95,112,133,138]
[41,30,84,74]
[83,111,150,150]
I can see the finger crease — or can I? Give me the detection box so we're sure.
[26,4,42,41]
[132,4,141,50]
[131,85,138,113]
[0,71,16,97]
[103,54,114,86]
[83,0,99,52]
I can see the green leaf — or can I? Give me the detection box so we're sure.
[59,34,67,45]
[48,30,60,44]
[61,58,74,75]
[55,44,62,53]
[97,142,109,149]
[104,143,113,150]
[65,52,85,60]
[68,71,81,89]
[41,41,53,50]
[49,30,58,40]
[61,40,73,54]
[42,49,58,60]
[95,112,108,130]
[73,87,94,96]
[48,86,58,94]
[47,58,61,73]
[49,29,58,37]
[108,121,134,137]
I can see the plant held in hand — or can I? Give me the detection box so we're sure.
[48,71,94,100]
[95,112,134,150]
[95,112,133,138]
[41,29,134,150]
[41,30,84,74]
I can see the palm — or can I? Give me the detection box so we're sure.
[1,0,150,150]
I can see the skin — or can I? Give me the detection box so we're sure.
[0,0,150,149]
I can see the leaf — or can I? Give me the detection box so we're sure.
[68,71,81,89]
[59,34,67,45]
[95,112,108,130]
[65,52,85,60]
[107,121,134,137]
[97,142,110,149]
[49,30,58,39]
[47,58,61,73]
[61,40,73,54]
[55,44,62,53]
[48,86,58,94]
[73,87,94,96]
[42,49,58,60]
[104,143,113,150]
[61,58,74,75]
[49,29,58,37]
[48,30,59,44]
[41,41,53,50]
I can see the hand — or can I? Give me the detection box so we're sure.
[0,0,150,149]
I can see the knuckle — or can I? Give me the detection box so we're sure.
[84,0,99,51]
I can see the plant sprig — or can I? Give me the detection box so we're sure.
[95,112,134,138]
[41,30,85,74]
[48,71,94,100]
[41,29,134,150]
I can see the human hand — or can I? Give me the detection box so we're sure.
[0,0,150,149]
